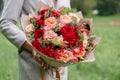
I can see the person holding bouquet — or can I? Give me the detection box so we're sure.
[0,0,71,80]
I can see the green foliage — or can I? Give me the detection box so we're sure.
[96,0,120,16]
[30,19,38,28]
[71,0,96,15]
[60,7,74,15]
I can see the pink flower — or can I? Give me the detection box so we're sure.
[45,17,57,29]
[44,26,52,31]
[43,30,58,43]
[60,14,72,24]
[58,22,65,28]
[55,50,73,63]
[71,57,78,63]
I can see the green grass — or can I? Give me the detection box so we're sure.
[0,14,120,80]
[0,34,18,80]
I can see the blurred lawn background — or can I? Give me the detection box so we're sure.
[0,0,120,80]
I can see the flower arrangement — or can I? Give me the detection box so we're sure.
[22,7,100,67]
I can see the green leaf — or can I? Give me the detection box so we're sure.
[30,19,36,24]
[80,35,84,41]
[79,56,85,60]
[51,40,61,47]
[61,7,74,15]
[54,26,59,32]
[45,11,50,19]
[72,16,77,23]
[28,33,34,42]
[30,19,38,28]
[69,22,75,26]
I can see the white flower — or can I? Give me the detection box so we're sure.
[25,24,34,33]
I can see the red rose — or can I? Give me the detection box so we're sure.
[36,19,44,25]
[34,28,44,40]
[51,10,60,18]
[36,14,45,20]
[40,9,49,14]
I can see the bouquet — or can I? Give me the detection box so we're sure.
[21,7,100,67]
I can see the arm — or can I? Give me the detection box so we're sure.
[0,0,33,53]
[0,0,4,15]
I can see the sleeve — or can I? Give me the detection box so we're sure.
[0,0,26,49]
[0,0,4,15]
[56,0,71,9]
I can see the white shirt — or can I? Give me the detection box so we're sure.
[40,0,71,9]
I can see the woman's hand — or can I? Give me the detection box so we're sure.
[21,40,40,59]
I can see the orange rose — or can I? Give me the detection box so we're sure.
[55,50,73,63]
[60,14,72,24]
[45,17,57,29]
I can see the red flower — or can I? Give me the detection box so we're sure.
[74,24,79,32]
[64,33,78,46]
[72,46,85,58]
[32,40,43,52]
[40,9,49,14]
[60,25,74,35]
[36,19,44,25]
[71,57,78,63]
[36,14,45,20]
[85,30,89,36]
[60,26,79,46]
[34,28,44,40]
[43,46,55,57]
[51,10,60,18]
